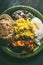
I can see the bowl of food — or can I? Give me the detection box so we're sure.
[0,5,43,59]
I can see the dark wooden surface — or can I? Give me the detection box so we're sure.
[0,0,43,65]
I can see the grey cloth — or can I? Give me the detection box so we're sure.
[0,0,43,14]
